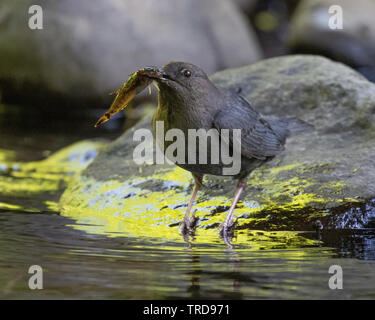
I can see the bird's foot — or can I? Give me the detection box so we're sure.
[180,210,198,236]
[219,216,237,244]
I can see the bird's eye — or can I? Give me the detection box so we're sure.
[182,69,192,78]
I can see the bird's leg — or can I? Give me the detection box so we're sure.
[219,178,246,240]
[180,174,203,235]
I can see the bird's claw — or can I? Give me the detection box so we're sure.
[219,216,237,244]
[180,210,198,236]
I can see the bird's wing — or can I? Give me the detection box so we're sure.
[213,90,286,160]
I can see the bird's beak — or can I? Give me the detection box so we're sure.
[149,67,171,83]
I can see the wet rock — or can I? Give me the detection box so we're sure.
[288,0,375,81]
[0,0,261,108]
[59,55,375,238]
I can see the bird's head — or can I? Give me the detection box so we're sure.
[94,62,215,127]
[156,62,213,100]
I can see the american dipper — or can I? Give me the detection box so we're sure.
[96,61,311,242]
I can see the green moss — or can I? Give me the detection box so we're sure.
[60,173,319,248]
[59,161,347,246]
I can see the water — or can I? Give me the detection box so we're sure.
[0,109,375,300]
[1,209,375,299]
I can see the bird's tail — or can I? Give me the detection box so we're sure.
[263,115,314,142]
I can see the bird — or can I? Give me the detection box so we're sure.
[96,61,311,243]
[149,62,310,242]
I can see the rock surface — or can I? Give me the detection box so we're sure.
[288,0,375,81]
[0,0,261,108]
[233,0,258,13]
[59,55,375,240]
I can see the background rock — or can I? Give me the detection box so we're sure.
[0,0,261,108]
[288,0,375,81]
[233,0,258,13]
[60,55,375,237]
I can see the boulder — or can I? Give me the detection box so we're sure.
[288,0,375,81]
[233,0,258,13]
[0,0,261,108]
[59,55,375,242]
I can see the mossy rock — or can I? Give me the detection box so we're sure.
[59,55,375,242]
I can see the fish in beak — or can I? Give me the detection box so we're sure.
[94,66,164,127]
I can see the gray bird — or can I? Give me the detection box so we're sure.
[150,62,310,241]
[96,61,311,243]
